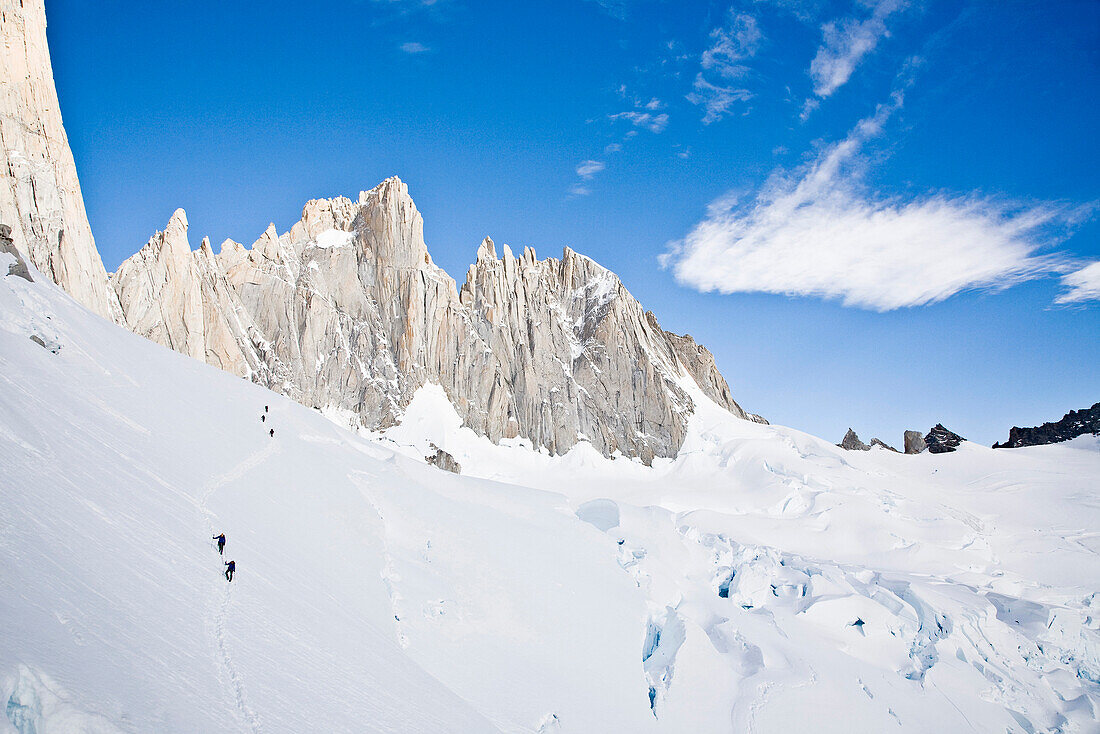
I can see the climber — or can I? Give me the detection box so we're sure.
[269,428,274,438]
[224,560,236,582]
[213,533,226,555]
[261,414,265,423]
[265,405,269,413]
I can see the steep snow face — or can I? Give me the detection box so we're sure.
[4,266,1097,733]
[112,181,753,463]
[0,0,121,322]
[0,257,499,733]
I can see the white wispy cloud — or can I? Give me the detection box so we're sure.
[584,0,631,19]
[575,160,606,179]
[688,10,761,123]
[609,110,669,133]
[368,0,449,23]
[754,0,823,23]
[400,41,430,53]
[372,0,442,7]
[1056,261,1100,304]
[799,97,820,121]
[687,74,752,125]
[663,94,1091,311]
[809,0,906,99]
[701,12,762,78]
[570,159,607,196]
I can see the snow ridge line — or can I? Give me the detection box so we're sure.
[197,441,278,734]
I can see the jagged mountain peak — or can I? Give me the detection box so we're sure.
[167,206,189,228]
[360,175,408,203]
[217,237,243,254]
[128,207,191,261]
[109,179,760,462]
[476,236,497,261]
[250,223,280,260]
[0,0,760,462]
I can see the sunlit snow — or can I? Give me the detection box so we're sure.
[2,257,1098,732]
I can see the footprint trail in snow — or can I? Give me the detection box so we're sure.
[197,439,279,734]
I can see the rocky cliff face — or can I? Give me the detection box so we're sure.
[0,0,121,321]
[111,179,758,462]
[6,0,755,462]
[993,402,1100,449]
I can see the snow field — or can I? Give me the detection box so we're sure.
[2,260,1098,732]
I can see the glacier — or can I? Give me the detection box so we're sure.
[2,251,1099,733]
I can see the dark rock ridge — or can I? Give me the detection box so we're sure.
[924,424,964,454]
[993,403,1100,449]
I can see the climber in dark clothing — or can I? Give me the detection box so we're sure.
[213,533,226,555]
[264,405,269,413]
[261,414,265,423]
[269,428,274,437]
[224,560,236,582]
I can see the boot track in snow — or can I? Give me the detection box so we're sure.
[197,440,279,733]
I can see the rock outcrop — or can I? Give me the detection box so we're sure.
[111,179,759,463]
[924,424,964,454]
[993,402,1100,449]
[870,438,898,452]
[1,223,32,281]
[425,445,461,474]
[0,0,121,321]
[838,428,870,451]
[903,430,926,454]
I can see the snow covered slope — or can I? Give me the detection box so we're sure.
[2,258,1099,732]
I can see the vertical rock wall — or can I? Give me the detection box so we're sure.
[0,0,120,321]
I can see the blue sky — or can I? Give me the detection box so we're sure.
[48,0,1098,446]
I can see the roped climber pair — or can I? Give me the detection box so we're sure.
[213,533,235,581]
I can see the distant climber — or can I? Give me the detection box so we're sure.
[213,533,226,555]
[269,428,274,438]
[224,560,236,582]
[261,414,266,423]
[265,405,269,413]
